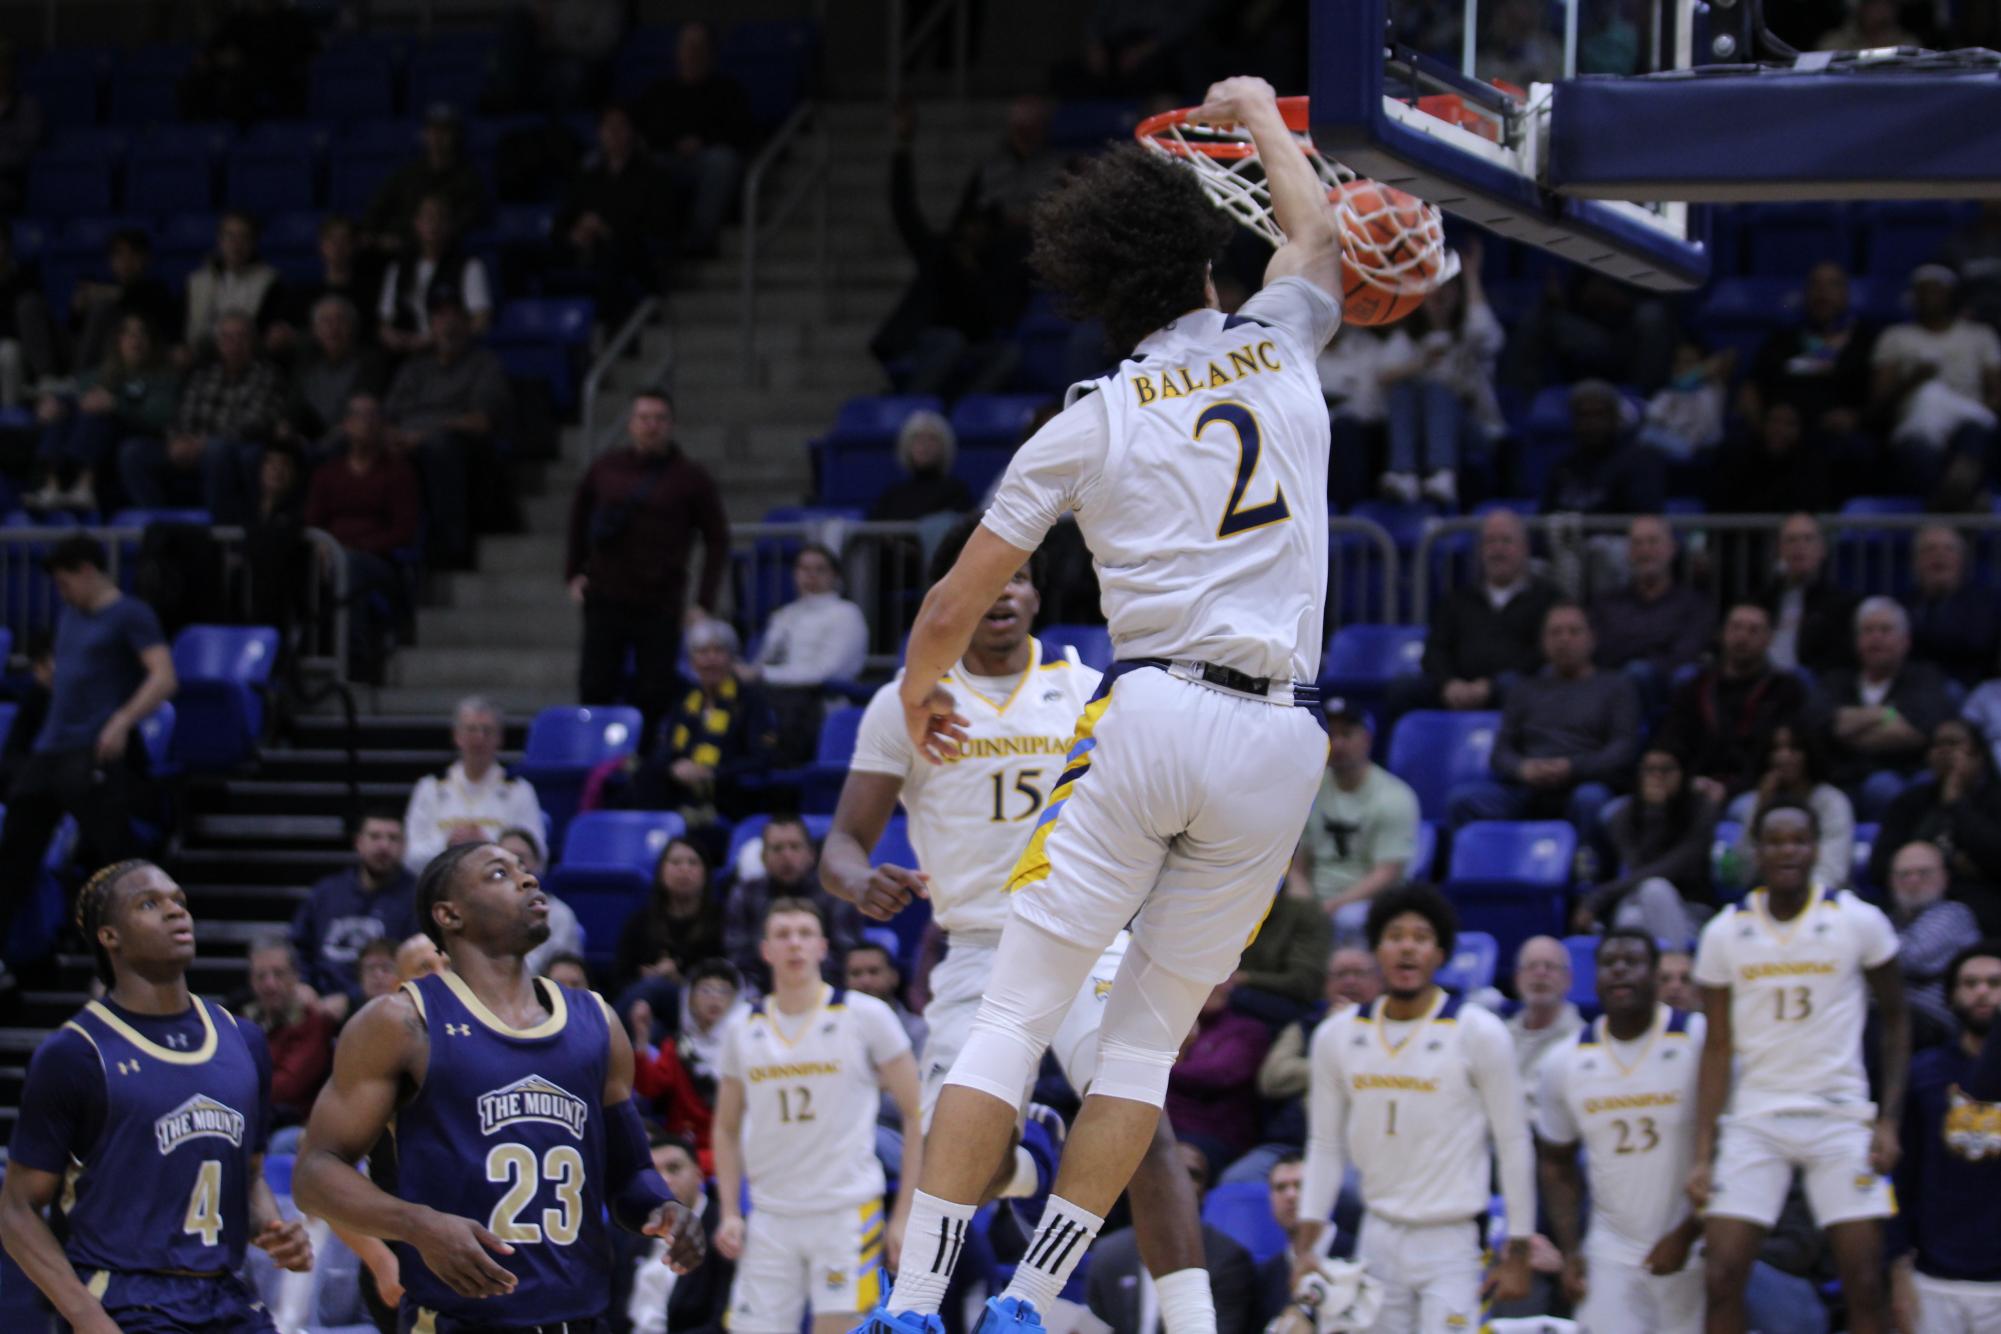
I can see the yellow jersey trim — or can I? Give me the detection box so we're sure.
[439,970,569,1040]
[81,997,218,1065]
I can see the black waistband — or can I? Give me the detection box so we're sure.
[1128,657,1320,705]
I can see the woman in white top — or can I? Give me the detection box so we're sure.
[742,543,869,689]
[1727,721,1856,890]
[1374,239,1505,509]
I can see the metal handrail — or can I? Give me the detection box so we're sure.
[579,295,659,450]
[738,100,831,373]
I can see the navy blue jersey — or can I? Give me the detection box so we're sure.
[19,997,267,1275]
[1895,1043,2001,1283]
[392,970,613,1325]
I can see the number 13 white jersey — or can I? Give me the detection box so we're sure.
[981,277,1343,685]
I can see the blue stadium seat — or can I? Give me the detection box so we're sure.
[225,141,319,215]
[718,20,819,129]
[610,25,683,101]
[1858,201,1975,280]
[802,706,867,813]
[126,142,218,215]
[327,140,406,214]
[1320,625,1426,712]
[1348,499,1437,550]
[1741,203,1853,279]
[814,395,944,505]
[1040,624,1113,672]
[108,45,194,125]
[1200,1179,1288,1265]
[23,50,108,128]
[28,148,117,217]
[1436,929,1497,993]
[308,51,396,121]
[549,810,689,965]
[1445,821,1576,965]
[0,702,14,752]
[490,299,596,415]
[1046,100,1140,148]
[407,50,491,115]
[136,701,178,778]
[1408,820,1438,882]
[264,1153,294,1198]
[1690,276,1798,363]
[1386,710,1501,820]
[948,393,1045,447]
[1562,933,1598,1007]
[519,706,645,848]
[169,625,280,771]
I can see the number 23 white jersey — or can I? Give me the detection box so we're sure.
[981,277,1343,685]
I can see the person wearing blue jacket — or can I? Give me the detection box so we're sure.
[291,808,418,1021]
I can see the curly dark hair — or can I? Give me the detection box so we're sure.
[77,859,160,985]
[1029,144,1232,354]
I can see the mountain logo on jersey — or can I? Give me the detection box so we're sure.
[1944,1085,2001,1161]
[476,1074,590,1140]
[153,1093,247,1155]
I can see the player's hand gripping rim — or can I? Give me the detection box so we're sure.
[412,1209,519,1299]
[645,1199,708,1274]
[1187,75,1281,128]
[902,684,970,766]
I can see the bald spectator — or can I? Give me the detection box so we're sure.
[1869,719,2001,934]
[1812,597,1959,813]
[1392,508,1561,716]
[1588,515,1714,703]
[1499,936,1585,1088]
[1657,602,1808,801]
[1449,602,1641,834]
[402,696,546,872]
[1540,379,1666,516]
[1885,840,1982,1031]
[1759,512,1859,674]
[1906,524,2000,687]
[1871,265,2001,495]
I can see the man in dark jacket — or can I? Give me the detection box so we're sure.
[1759,511,1859,675]
[567,387,730,735]
[1391,507,1560,717]
[1540,380,1665,516]
[1811,596,1959,812]
[291,808,417,1022]
[1657,602,1808,802]
[557,103,672,328]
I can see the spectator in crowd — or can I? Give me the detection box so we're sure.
[1641,339,1730,462]
[1728,722,1857,893]
[241,442,310,637]
[287,296,386,449]
[1501,935,1586,1087]
[1714,398,1837,517]
[1300,701,1419,936]
[635,957,748,1095]
[0,537,174,972]
[872,99,1030,397]
[1448,601,1641,833]
[1317,322,1392,508]
[273,214,376,351]
[1657,602,1808,801]
[1481,0,1565,86]
[1393,507,1560,716]
[377,193,492,354]
[619,1129,732,1334]
[557,102,671,328]
[506,0,623,110]
[355,936,400,1003]
[721,817,863,991]
[395,931,445,982]
[1760,511,1859,674]
[1891,943,2001,1330]
[1742,262,1876,433]
[1943,198,2001,328]
[959,94,1063,235]
[70,228,180,370]
[28,313,179,513]
[846,942,928,1064]
[741,545,869,759]
[1375,243,1503,508]
[869,409,975,520]
[0,40,40,211]
[1872,265,2001,494]
[495,824,585,977]
[1906,524,2000,688]
[363,104,488,254]
[184,211,281,353]
[1513,270,1677,393]
[1166,977,1274,1178]
[615,836,727,994]
[0,228,53,409]
[1883,841,1983,1032]
[291,808,417,1021]
[1579,747,1718,945]
[383,289,512,567]
[1813,596,1959,812]
[304,392,421,679]
[540,951,589,991]
[121,310,283,513]
[628,618,774,830]
[1086,1204,1258,1334]
[1256,1156,1324,1318]
[1588,515,1713,704]
[1967,681,2001,773]
[1233,875,1333,1019]
[1541,379,1667,515]
[1869,718,2001,933]
[1657,946,1698,1010]
[567,388,731,729]
[637,21,749,258]
[401,696,546,872]
[244,936,335,1128]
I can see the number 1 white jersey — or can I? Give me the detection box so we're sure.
[982,277,1343,685]
[719,985,911,1216]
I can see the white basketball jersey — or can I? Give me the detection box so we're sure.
[1309,990,1519,1227]
[849,640,1100,937]
[719,986,910,1215]
[1693,887,1899,1118]
[1536,1006,1705,1265]
[982,277,1343,684]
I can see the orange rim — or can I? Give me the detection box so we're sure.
[1134,95,1315,161]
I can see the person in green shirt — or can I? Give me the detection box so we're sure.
[28,313,180,512]
[1300,701,1421,937]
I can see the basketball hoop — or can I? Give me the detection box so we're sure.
[1136,95,1458,325]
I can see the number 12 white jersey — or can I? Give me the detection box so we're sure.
[981,277,1344,685]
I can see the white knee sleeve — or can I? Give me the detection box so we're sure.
[1090,940,1217,1108]
[944,919,1106,1105]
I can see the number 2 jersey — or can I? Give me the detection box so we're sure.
[391,969,612,1325]
[7,996,270,1276]
[980,277,1343,686]
[719,984,911,1216]
[849,638,1100,937]
[1693,886,1899,1119]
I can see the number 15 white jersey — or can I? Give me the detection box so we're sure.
[981,277,1343,685]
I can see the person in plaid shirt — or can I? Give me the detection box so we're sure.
[117,310,284,516]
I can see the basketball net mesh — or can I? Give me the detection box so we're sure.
[1137,106,1459,297]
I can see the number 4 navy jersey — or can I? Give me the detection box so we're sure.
[392,970,612,1325]
[58,996,265,1274]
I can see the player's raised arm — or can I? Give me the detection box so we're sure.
[901,527,1028,763]
[0,1166,116,1334]
[294,992,520,1300]
[1189,76,1340,297]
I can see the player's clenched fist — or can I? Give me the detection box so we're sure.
[645,1200,708,1273]
[252,1216,315,1272]
[858,864,929,921]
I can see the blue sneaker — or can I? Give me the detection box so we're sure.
[850,1300,945,1334]
[974,1295,1046,1334]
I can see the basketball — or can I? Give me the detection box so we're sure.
[1330,178,1448,326]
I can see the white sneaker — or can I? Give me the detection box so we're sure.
[23,480,62,510]
[1380,471,1419,503]
[1422,468,1458,508]
[59,477,97,512]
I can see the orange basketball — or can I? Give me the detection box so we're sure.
[1331,178,1447,327]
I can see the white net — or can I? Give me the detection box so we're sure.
[1136,104,1459,308]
